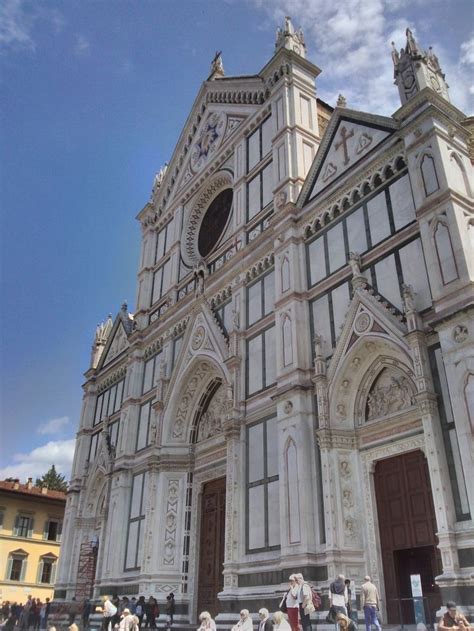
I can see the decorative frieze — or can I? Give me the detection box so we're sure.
[163,479,180,566]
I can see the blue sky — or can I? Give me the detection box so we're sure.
[1,0,472,481]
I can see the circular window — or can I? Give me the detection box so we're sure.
[198,188,233,258]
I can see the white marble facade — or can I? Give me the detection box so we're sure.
[56,21,474,623]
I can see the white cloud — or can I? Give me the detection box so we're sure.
[0,0,35,51]
[37,415,70,435]
[73,34,91,56]
[0,439,75,482]
[0,0,64,54]
[460,36,474,66]
[251,0,473,114]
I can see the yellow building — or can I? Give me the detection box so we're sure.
[0,478,66,604]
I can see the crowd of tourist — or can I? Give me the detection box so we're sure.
[0,597,51,631]
[1,575,471,631]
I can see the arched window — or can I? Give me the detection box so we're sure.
[433,219,458,284]
[281,257,290,293]
[465,373,474,432]
[282,315,293,367]
[285,438,301,544]
[449,152,471,197]
[420,154,439,196]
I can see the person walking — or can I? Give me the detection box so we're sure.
[279,575,299,631]
[197,612,216,631]
[135,598,145,628]
[231,610,253,631]
[101,596,118,631]
[258,610,272,631]
[360,576,381,631]
[295,573,315,631]
[273,612,291,631]
[329,575,348,617]
[165,594,175,628]
[82,600,91,630]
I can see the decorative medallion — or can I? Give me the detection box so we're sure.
[354,311,372,334]
[191,325,206,351]
[283,400,293,414]
[190,112,226,173]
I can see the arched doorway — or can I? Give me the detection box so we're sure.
[188,380,228,620]
[374,450,442,624]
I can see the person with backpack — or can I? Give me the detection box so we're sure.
[135,598,146,628]
[295,573,315,631]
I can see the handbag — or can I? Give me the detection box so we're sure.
[326,606,337,624]
[279,591,289,614]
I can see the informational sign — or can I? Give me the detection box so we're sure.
[410,574,425,624]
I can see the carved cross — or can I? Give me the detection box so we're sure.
[335,125,354,166]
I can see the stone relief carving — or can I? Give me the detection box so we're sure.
[103,324,129,365]
[198,384,225,440]
[163,479,180,566]
[354,311,372,334]
[172,362,212,439]
[366,368,416,421]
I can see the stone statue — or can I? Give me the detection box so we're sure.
[349,251,362,277]
[402,283,416,313]
[210,51,224,76]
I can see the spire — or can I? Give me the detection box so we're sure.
[392,27,450,105]
[90,314,113,368]
[275,16,306,58]
[209,51,225,79]
[151,163,168,201]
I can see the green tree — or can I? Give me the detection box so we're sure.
[35,465,68,492]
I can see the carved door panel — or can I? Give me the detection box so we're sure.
[374,451,441,624]
[197,477,226,620]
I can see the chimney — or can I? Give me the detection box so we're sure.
[14,479,20,489]
[27,478,33,490]
[42,487,48,495]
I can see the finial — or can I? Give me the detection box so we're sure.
[210,51,225,78]
[151,163,168,199]
[391,41,400,66]
[405,27,420,56]
[121,301,128,312]
[275,15,306,58]
[336,94,347,108]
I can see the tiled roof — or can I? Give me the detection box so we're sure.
[0,480,67,502]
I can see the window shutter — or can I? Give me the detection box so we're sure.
[27,518,35,538]
[13,514,20,536]
[6,557,13,580]
[51,562,57,584]
[43,520,49,540]
[37,560,44,583]
[20,559,27,582]
[57,521,63,542]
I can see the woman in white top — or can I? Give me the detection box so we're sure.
[273,612,291,631]
[280,575,299,631]
[197,612,216,631]
[231,610,253,631]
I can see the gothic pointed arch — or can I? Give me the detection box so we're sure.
[162,306,231,444]
[325,281,415,429]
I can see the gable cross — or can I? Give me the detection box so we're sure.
[335,125,354,166]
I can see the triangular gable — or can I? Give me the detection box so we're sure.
[327,281,409,388]
[174,109,249,194]
[151,77,264,211]
[98,319,130,369]
[300,109,398,205]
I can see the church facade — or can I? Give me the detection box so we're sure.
[55,20,474,624]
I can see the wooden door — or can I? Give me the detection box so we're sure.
[374,451,441,624]
[197,477,226,620]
